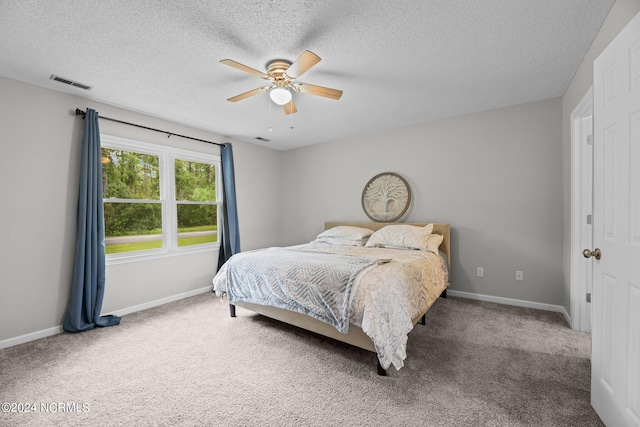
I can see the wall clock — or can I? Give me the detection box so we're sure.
[361,172,411,222]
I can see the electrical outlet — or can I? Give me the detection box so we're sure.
[516,271,523,281]
[477,267,484,277]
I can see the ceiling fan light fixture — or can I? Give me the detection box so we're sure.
[269,87,292,105]
[221,51,341,114]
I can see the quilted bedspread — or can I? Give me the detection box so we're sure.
[216,247,384,333]
[213,244,449,370]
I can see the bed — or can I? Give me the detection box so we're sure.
[212,221,451,375]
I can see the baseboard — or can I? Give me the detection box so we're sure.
[447,290,571,325]
[0,286,213,350]
[106,285,213,317]
[560,306,571,326]
[1,287,570,350]
[0,326,65,350]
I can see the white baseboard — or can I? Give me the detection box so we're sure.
[447,290,571,326]
[0,286,213,350]
[560,306,571,326]
[1,287,572,350]
[0,326,65,350]
[106,285,213,317]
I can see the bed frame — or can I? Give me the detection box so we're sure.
[228,221,451,375]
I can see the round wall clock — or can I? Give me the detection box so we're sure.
[361,172,411,222]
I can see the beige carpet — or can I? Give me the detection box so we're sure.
[0,294,603,426]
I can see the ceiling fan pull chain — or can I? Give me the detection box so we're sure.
[289,91,294,131]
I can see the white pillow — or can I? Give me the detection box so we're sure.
[425,233,444,253]
[316,226,375,241]
[312,236,369,246]
[365,224,434,251]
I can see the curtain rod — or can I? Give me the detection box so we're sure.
[75,108,225,147]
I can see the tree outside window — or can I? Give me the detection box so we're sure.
[100,135,220,258]
[102,148,162,254]
[175,159,217,247]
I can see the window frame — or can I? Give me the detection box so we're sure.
[101,134,221,265]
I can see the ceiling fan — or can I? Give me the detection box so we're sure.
[220,50,343,115]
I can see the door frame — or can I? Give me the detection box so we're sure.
[570,86,594,332]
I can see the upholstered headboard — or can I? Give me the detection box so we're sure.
[324,221,451,265]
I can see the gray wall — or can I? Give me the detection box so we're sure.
[281,98,564,305]
[0,77,283,343]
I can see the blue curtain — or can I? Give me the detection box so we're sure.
[217,142,241,271]
[63,108,120,332]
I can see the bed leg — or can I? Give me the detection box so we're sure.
[420,314,426,325]
[377,359,387,376]
[441,289,447,298]
[229,304,236,318]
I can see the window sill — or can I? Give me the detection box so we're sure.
[106,244,219,266]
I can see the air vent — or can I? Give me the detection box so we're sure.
[255,137,270,142]
[49,74,92,90]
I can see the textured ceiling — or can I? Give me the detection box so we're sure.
[0,0,614,150]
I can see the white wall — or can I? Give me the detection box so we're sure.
[282,98,564,305]
[561,0,640,315]
[0,77,283,343]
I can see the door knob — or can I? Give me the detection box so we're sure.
[582,248,602,260]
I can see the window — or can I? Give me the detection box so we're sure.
[174,159,218,247]
[101,135,220,262]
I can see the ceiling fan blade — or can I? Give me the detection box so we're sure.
[220,59,269,79]
[283,99,297,115]
[297,83,343,100]
[227,86,270,102]
[284,50,321,79]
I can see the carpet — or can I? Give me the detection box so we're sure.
[0,294,603,426]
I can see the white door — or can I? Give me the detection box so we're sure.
[591,10,640,427]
